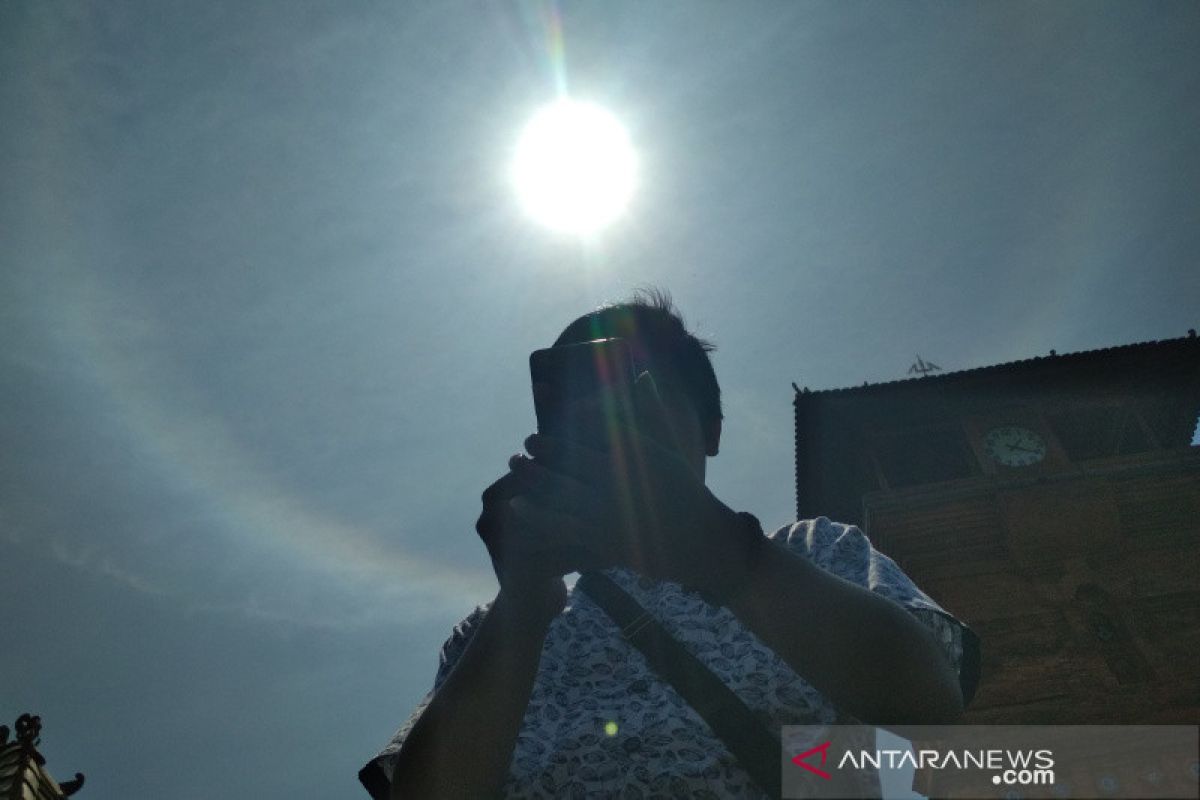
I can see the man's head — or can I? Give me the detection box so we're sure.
[553,289,722,475]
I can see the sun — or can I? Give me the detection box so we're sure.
[511,100,637,235]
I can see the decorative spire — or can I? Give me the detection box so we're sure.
[907,355,942,377]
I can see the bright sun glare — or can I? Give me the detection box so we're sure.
[512,100,637,235]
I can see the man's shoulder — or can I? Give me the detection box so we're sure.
[768,517,869,551]
[439,601,493,652]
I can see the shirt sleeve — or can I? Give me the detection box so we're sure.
[767,517,981,709]
[358,603,492,800]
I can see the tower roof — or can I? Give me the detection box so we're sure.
[0,715,85,798]
[793,332,1200,525]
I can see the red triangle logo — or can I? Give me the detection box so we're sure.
[791,741,833,780]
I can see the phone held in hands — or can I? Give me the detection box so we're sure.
[529,338,638,440]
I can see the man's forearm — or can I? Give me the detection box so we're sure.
[727,535,963,728]
[389,592,554,799]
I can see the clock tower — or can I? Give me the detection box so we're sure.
[793,332,1200,726]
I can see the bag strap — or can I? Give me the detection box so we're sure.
[576,571,782,799]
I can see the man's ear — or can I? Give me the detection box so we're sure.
[704,418,722,457]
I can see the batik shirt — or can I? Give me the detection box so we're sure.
[360,517,980,799]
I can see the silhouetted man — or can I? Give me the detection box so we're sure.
[360,290,978,798]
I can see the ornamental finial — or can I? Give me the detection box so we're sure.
[15,713,42,748]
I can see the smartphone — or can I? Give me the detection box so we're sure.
[529,337,638,438]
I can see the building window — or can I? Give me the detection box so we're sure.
[872,426,978,489]
[1049,405,1156,461]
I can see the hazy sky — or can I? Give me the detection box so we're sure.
[2,2,1197,797]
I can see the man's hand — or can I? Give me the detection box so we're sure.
[507,372,758,598]
[476,468,600,619]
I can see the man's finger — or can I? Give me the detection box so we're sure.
[525,433,608,482]
[509,496,587,545]
[518,456,597,510]
[509,495,620,565]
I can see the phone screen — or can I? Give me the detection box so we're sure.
[529,338,637,440]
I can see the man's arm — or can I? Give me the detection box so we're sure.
[385,460,596,798]
[726,530,964,730]
[388,588,558,799]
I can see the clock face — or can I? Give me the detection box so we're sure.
[984,425,1047,467]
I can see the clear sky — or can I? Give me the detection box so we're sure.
[2,2,1197,797]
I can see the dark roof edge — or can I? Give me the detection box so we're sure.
[795,331,1199,397]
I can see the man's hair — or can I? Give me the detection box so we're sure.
[553,288,723,432]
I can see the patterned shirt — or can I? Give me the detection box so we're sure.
[360,517,980,798]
